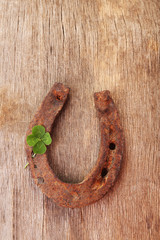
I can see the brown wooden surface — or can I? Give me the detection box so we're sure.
[0,0,159,239]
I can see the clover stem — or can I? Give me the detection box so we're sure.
[32,153,36,158]
[24,162,29,169]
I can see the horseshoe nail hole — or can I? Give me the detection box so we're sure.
[109,142,116,150]
[38,177,44,184]
[34,165,37,168]
[101,168,108,178]
[56,95,61,101]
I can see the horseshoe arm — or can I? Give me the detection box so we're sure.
[25,83,124,208]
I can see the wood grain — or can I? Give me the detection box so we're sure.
[0,0,159,239]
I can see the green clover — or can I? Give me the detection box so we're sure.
[27,125,52,153]
[25,125,52,168]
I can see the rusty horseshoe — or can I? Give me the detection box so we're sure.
[25,83,124,208]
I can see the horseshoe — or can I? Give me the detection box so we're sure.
[25,83,124,208]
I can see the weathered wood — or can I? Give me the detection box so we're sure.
[0,0,159,239]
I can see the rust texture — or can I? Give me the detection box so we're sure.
[25,83,124,208]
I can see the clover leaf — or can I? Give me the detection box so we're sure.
[33,141,47,154]
[32,125,45,138]
[26,135,39,147]
[26,125,52,154]
[41,132,52,145]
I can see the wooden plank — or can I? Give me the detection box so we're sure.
[0,0,159,239]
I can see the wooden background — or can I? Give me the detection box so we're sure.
[0,0,159,239]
